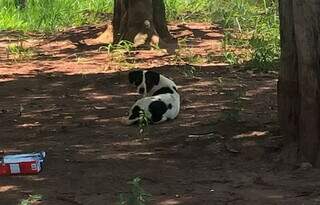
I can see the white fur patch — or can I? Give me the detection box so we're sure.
[125,92,180,125]
[138,70,177,97]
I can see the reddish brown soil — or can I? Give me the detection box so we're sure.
[1,23,320,205]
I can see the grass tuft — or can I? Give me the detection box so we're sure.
[6,41,35,60]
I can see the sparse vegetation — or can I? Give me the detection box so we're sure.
[181,66,198,78]
[99,40,137,68]
[6,41,35,61]
[99,40,134,54]
[223,51,239,65]
[19,194,43,205]
[117,177,152,205]
[210,0,280,70]
[172,38,206,65]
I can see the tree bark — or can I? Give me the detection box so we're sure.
[278,0,320,166]
[112,0,177,49]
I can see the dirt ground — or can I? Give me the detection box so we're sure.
[1,23,320,205]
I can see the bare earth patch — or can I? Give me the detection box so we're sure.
[1,23,320,205]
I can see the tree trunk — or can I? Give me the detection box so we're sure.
[278,0,320,166]
[112,0,177,49]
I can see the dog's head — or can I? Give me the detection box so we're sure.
[128,70,160,96]
[128,70,145,94]
[145,71,160,93]
[129,70,143,86]
[128,105,142,121]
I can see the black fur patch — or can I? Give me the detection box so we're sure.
[145,71,160,93]
[152,87,174,96]
[148,100,168,123]
[139,87,145,94]
[128,71,143,86]
[167,103,172,109]
[129,105,141,120]
[173,86,177,92]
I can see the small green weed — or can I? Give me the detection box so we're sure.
[182,66,197,78]
[99,40,134,54]
[117,177,152,205]
[223,52,239,65]
[173,50,205,65]
[6,41,34,60]
[19,194,42,205]
[184,53,205,65]
[173,37,206,65]
[99,41,136,68]
[138,110,150,134]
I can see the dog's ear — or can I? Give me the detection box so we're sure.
[145,71,160,93]
[128,70,143,86]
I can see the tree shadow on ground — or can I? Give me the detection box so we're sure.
[1,64,318,205]
[0,22,224,66]
[1,21,318,205]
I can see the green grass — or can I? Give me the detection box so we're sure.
[209,0,280,70]
[0,0,113,33]
[165,0,211,22]
[165,0,280,70]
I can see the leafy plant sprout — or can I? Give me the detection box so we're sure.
[138,110,150,134]
[117,177,152,205]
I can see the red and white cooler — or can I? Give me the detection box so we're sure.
[0,152,46,176]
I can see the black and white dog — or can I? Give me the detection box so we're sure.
[122,70,180,125]
[128,70,178,97]
[122,92,180,125]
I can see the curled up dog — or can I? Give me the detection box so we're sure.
[122,70,180,125]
